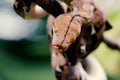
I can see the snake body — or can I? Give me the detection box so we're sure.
[13,0,112,80]
[47,1,112,79]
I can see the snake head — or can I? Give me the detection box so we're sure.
[52,13,82,52]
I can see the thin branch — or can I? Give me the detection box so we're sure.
[103,33,120,51]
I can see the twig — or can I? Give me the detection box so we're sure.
[103,33,120,51]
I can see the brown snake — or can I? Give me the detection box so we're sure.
[13,0,113,80]
[47,0,112,80]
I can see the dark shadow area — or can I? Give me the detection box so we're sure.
[0,38,50,62]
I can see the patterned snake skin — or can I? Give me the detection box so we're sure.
[13,0,112,80]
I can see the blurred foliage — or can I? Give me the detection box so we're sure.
[0,33,56,80]
[93,1,120,80]
[0,0,120,80]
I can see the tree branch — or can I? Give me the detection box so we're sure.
[103,33,120,51]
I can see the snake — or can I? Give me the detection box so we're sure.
[13,0,112,80]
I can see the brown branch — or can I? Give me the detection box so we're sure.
[103,33,120,51]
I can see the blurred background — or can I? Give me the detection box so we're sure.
[0,0,119,80]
